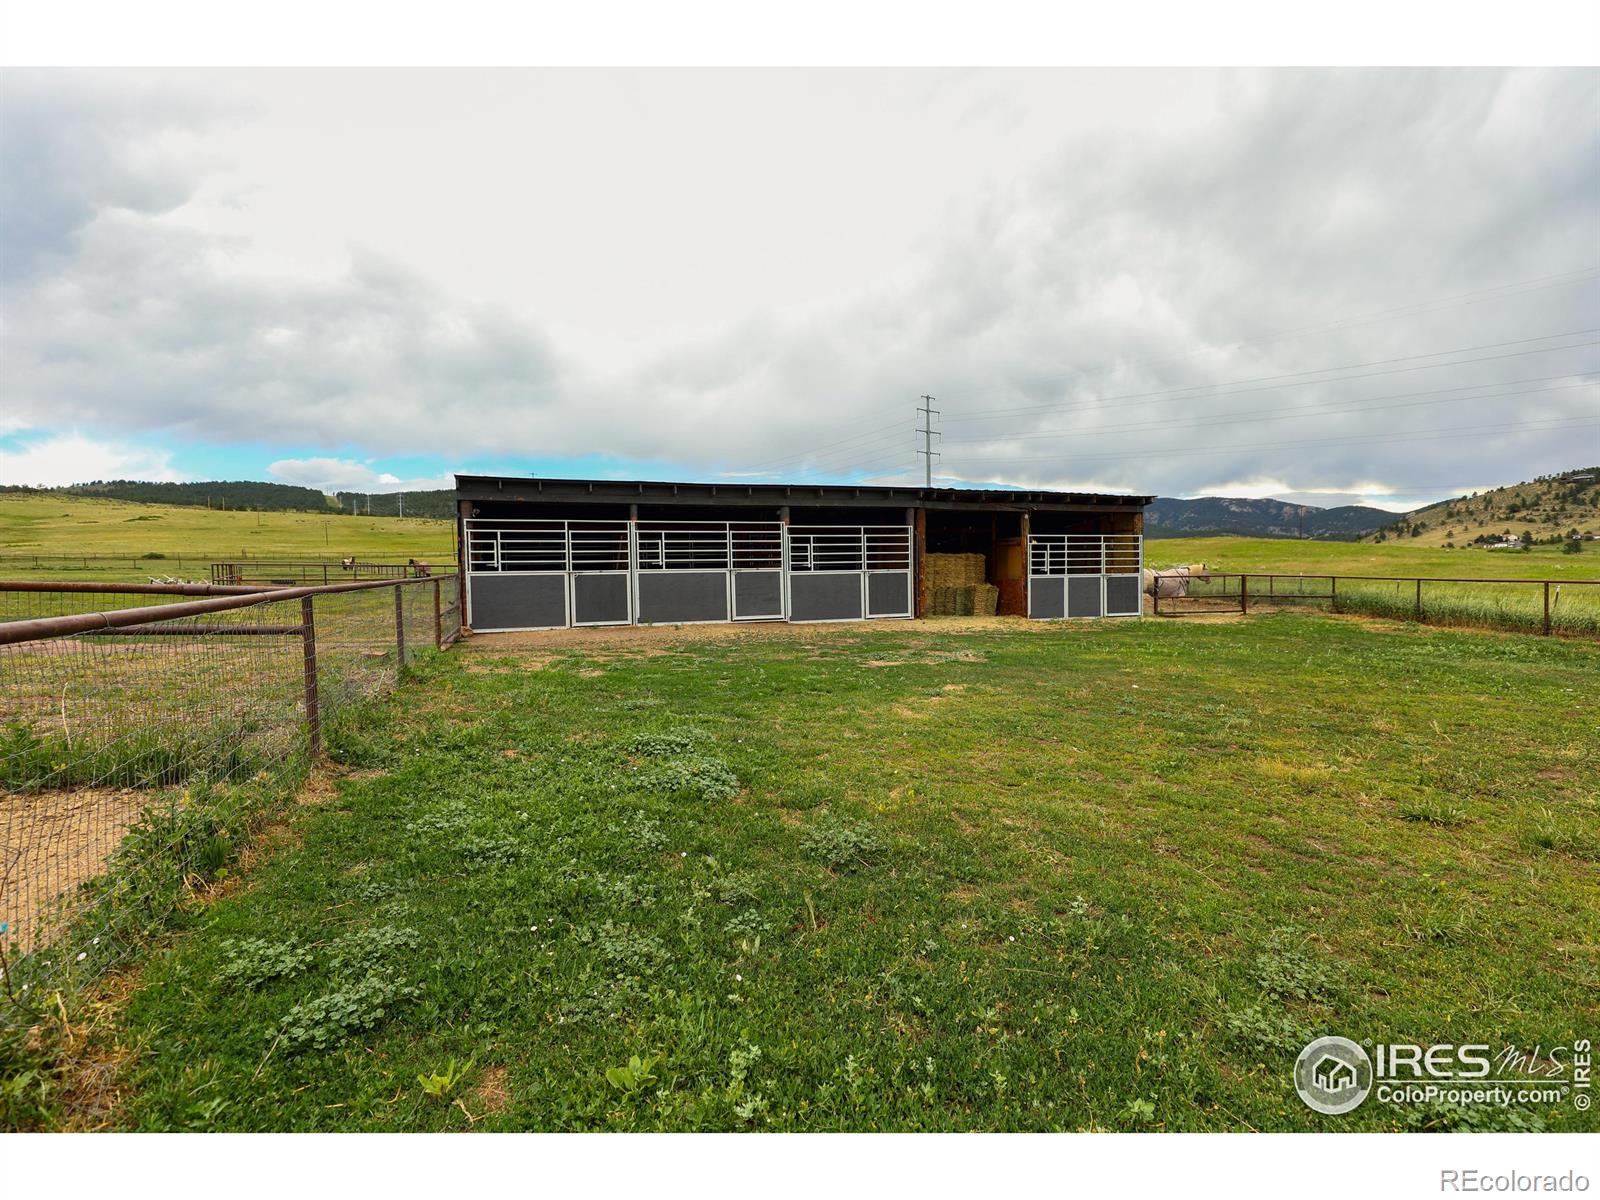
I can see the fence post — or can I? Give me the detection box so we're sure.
[433,577,443,649]
[1240,574,1249,614]
[301,595,321,756]
[1543,582,1551,636]
[1330,577,1338,614]
[1415,578,1423,624]
[394,583,407,665]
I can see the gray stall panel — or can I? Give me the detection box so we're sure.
[733,570,783,620]
[637,571,729,624]
[789,573,864,622]
[1067,576,1104,618]
[469,573,567,631]
[1029,577,1065,619]
[1105,575,1141,617]
[572,573,630,625]
[867,572,911,617]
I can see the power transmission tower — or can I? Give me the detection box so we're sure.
[398,492,404,519]
[916,395,941,487]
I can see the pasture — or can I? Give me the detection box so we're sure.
[70,612,1596,1133]
[0,494,452,580]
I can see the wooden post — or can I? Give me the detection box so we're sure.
[1543,581,1552,636]
[1240,574,1249,614]
[394,584,406,665]
[1330,576,1338,614]
[301,595,320,756]
[914,508,928,619]
[433,576,443,648]
[1415,578,1423,623]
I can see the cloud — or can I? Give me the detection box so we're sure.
[0,433,185,486]
[2,68,1596,502]
[267,456,454,494]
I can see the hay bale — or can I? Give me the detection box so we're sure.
[925,553,987,588]
[974,583,999,616]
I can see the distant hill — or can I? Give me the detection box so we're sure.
[26,479,340,512]
[0,480,457,519]
[1146,496,1393,540]
[1365,467,1600,548]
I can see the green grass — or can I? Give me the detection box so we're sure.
[0,494,451,580]
[81,614,1597,1132]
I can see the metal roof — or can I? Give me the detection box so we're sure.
[454,474,1153,511]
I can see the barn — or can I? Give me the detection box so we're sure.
[454,475,1153,632]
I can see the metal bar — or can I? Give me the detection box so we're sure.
[84,624,304,636]
[395,584,407,664]
[301,595,320,756]
[0,577,432,646]
[433,576,443,648]
[1415,578,1423,622]
[1544,582,1552,636]
[0,579,277,596]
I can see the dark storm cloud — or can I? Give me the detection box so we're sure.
[2,68,1596,499]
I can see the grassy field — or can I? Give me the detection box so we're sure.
[1145,535,1599,580]
[78,613,1596,1132]
[0,494,452,580]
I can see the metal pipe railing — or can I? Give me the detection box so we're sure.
[0,576,434,646]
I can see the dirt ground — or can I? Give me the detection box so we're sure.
[468,613,1125,651]
[1,787,153,956]
[462,603,1252,652]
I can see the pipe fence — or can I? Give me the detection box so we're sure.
[0,575,461,1023]
[1152,571,1600,636]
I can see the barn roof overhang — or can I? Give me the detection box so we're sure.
[453,474,1153,514]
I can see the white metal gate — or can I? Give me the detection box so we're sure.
[633,520,784,624]
[464,518,631,631]
[785,525,913,622]
[1027,533,1143,620]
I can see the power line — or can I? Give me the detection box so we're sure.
[933,268,1600,409]
[940,414,1600,467]
[940,329,1600,426]
[939,377,1596,448]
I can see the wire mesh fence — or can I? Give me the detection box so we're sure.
[0,576,461,1024]
[1153,571,1600,636]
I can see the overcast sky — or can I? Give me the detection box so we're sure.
[1,67,1596,509]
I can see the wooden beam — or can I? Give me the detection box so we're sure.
[914,508,927,619]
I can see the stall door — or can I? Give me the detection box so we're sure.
[786,525,911,622]
[569,522,632,626]
[1027,533,1143,620]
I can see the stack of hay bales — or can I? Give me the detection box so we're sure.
[924,553,996,617]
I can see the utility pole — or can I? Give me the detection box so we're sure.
[398,492,404,519]
[916,395,941,487]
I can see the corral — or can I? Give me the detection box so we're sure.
[454,475,1152,630]
[88,612,1597,1132]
